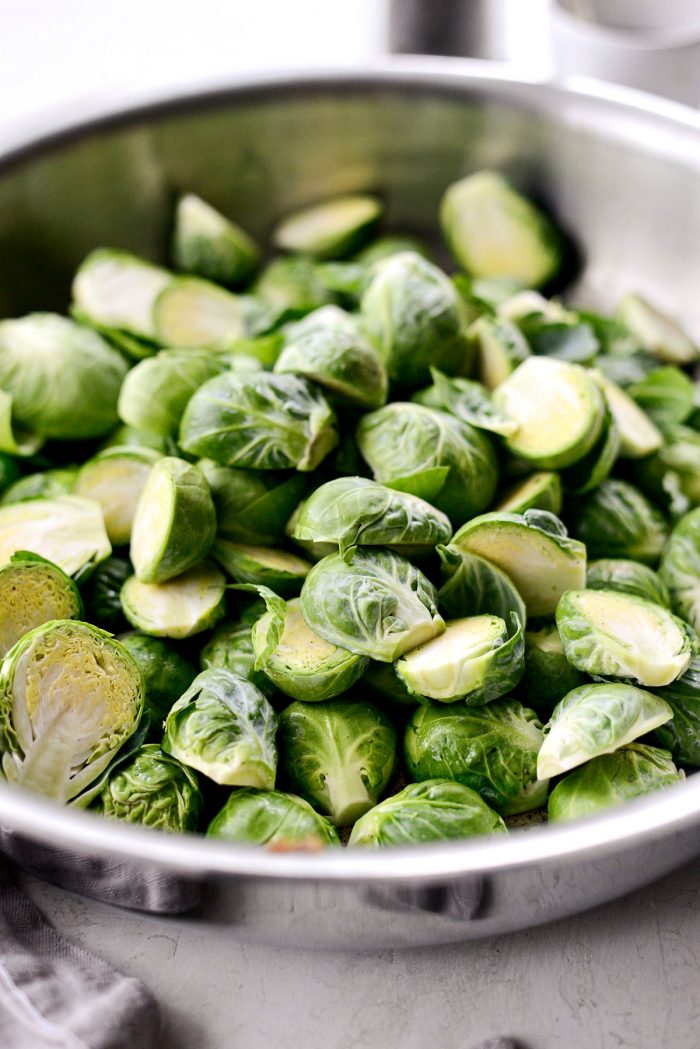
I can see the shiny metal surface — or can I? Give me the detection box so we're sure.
[1,60,700,947]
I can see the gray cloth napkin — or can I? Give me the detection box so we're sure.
[0,866,160,1049]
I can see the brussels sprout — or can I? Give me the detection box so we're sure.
[437,546,526,622]
[197,460,305,546]
[493,358,606,470]
[516,316,599,365]
[587,559,670,608]
[0,620,143,802]
[537,682,673,779]
[561,397,619,495]
[659,507,700,632]
[0,453,20,495]
[495,472,562,516]
[254,256,335,320]
[354,234,431,266]
[74,446,161,546]
[290,476,451,560]
[356,403,498,527]
[80,555,131,632]
[363,660,422,708]
[163,669,277,788]
[274,305,387,409]
[199,620,276,698]
[405,699,547,815]
[99,425,171,455]
[593,372,662,459]
[118,350,226,437]
[450,510,586,617]
[360,252,471,387]
[651,656,700,766]
[278,698,396,826]
[594,351,659,388]
[179,371,338,472]
[172,193,260,286]
[251,596,368,703]
[0,552,82,657]
[72,248,171,341]
[0,496,111,577]
[151,276,246,349]
[312,260,370,305]
[635,424,700,514]
[118,632,197,730]
[628,366,694,427]
[520,625,587,719]
[300,549,444,662]
[207,788,340,848]
[617,294,699,365]
[213,540,311,598]
[94,743,202,831]
[0,314,128,448]
[548,744,683,823]
[130,458,216,584]
[121,562,226,639]
[580,309,641,357]
[569,479,669,565]
[348,779,506,847]
[0,467,77,505]
[411,368,518,437]
[468,315,531,391]
[499,289,574,325]
[272,194,382,259]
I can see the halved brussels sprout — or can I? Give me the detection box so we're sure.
[356,403,498,527]
[251,597,368,702]
[468,315,531,390]
[0,314,128,448]
[197,461,306,547]
[72,248,171,341]
[278,698,396,826]
[348,779,506,847]
[130,457,216,584]
[411,368,518,437]
[363,660,422,708]
[587,559,670,608]
[659,507,700,633]
[254,255,335,320]
[569,479,669,565]
[118,632,197,731]
[0,620,143,803]
[273,194,382,259]
[360,252,471,386]
[300,549,444,662]
[94,743,202,832]
[179,371,338,472]
[548,743,682,823]
[537,682,673,779]
[207,788,340,848]
[519,625,587,720]
[118,350,226,437]
[629,366,694,427]
[290,476,451,560]
[99,425,170,455]
[493,358,606,469]
[200,620,276,698]
[439,171,561,288]
[74,446,161,546]
[80,555,131,632]
[0,496,111,577]
[495,472,562,516]
[593,372,662,459]
[274,305,388,409]
[163,669,277,788]
[405,699,547,816]
[437,546,526,621]
[121,562,226,639]
[0,553,82,657]
[450,510,586,617]
[152,276,246,349]
[213,540,311,598]
[0,468,77,506]
[617,294,699,365]
[172,193,260,286]
[651,656,700,766]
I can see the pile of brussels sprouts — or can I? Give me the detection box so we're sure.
[0,169,699,850]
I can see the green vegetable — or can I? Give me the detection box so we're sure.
[172,193,260,286]
[0,453,20,495]
[586,559,670,608]
[207,788,340,847]
[520,625,586,719]
[213,540,311,597]
[651,656,700,766]
[254,256,335,320]
[0,553,82,657]
[495,472,562,516]
[629,366,694,427]
[120,562,226,639]
[152,276,246,349]
[74,446,160,546]
[412,368,517,437]
[659,507,700,633]
[272,194,382,259]
[617,294,698,365]
[569,479,669,565]
[118,350,226,437]
[593,372,662,459]
[118,632,197,730]
[0,496,111,577]
[198,461,305,546]
[94,743,202,832]
[72,248,170,341]
[200,620,276,698]
[468,314,530,390]
[80,556,131,632]
[0,468,77,506]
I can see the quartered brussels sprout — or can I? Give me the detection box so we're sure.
[569,479,669,565]
[252,596,368,702]
[468,314,530,391]
[659,507,700,633]
[172,193,261,286]
[273,194,382,259]
[94,744,202,832]
[628,366,694,427]
[207,788,340,848]
[493,357,606,469]
[450,510,586,617]
[200,619,276,698]
[405,700,547,815]
[213,540,311,598]
[356,403,498,526]
[118,349,226,437]
[651,656,700,766]
[548,744,683,823]
[130,457,216,584]
[254,255,335,320]
[0,467,77,506]
[197,461,305,547]
[360,252,471,386]
[411,368,518,437]
[278,698,396,826]
[617,293,699,365]
[152,276,246,349]
[118,632,197,731]
[537,682,673,779]
[290,476,452,560]
[586,559,670,608]
[163,669,278,788]
[179,370,338,472]
[593,372,662,459]
[520,625,586,720]
[348,779,506,847]
[121,562,226,639]
[80,555,131,632]
[0,496,111,577]
[0,553,82,657]
[439,171,561,288]
[0,314,128,450]
[300,548,444,662]
[74,446,161,546]
[495,472,562,516]
[72,248,171,341]
[0,620,143,803]
[274,305,388,409]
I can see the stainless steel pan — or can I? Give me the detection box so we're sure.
[1,59,699,948]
